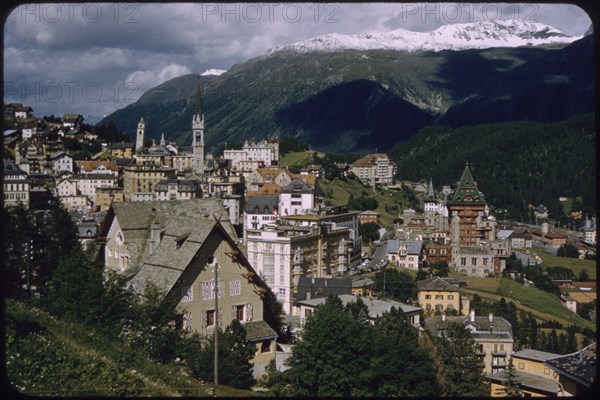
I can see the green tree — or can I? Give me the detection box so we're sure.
[373,268,416,302]
[47,246,104,323]
[495,357,522,396]
[578,269,590,282]
[365,307,437,396]
[359,222,380,243]
[219,319,256,389]
[434,322,489,397]
[283,295,370,396]
[557,243,579,258]
[3,204,36,299]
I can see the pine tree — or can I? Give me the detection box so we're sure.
[435,322,489,397]
[495,357,523,397]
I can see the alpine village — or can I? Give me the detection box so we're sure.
[4,19,597,398]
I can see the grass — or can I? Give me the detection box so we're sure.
[449,273,596,331]
[279,150,315,168]
[6,300,261,397]
[534,246,596,279]
[318,177,413,229]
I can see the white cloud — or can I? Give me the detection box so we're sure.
[3,3,592,119]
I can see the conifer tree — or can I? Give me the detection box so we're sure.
[495,357,522,397]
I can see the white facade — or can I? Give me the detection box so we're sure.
[52,153,73,174]
[279,191,314,216]
[246,229,294,314]
[22,127,35,139]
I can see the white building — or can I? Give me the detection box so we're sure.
[386,239,424,270]
[278,177,314,216]
[246,224,351,314]
[349,153,397,187]
[3,159,30,207]
[223,139,279,168]
[50,152,73,174]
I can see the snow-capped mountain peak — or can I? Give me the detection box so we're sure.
[266,19,581,54]
[201,68,227,76]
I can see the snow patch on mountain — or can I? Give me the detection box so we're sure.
[201,69,227,76]
[266,19,581,54]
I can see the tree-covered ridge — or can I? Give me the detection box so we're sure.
[390,113,596,220]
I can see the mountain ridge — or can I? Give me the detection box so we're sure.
[266,19,580,54]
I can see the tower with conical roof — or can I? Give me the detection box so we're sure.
[448,163,489,246]
[192,75,205,175]
[136,117,145,152]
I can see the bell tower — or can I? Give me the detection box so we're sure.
[136,117,145,151]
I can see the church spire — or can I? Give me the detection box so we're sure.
[451,163,485,204]
[427,177,435,199]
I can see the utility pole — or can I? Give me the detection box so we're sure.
[212,257,219,389]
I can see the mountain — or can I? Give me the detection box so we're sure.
[266,20,580,54]
[100,24,592,152]
[389,114,596,219]
[439,34,594,126]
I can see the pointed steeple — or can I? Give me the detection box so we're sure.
[451,163,485,203]
[160,132,165,146]
[427,177,435,199]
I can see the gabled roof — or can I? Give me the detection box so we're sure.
[79,160,118,172]
[350,153,393,168]
[281,177,312,194]
[450,164,486,204]
[417,276,460,292]
[386,239,423,254]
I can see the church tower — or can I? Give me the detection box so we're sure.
[160,132,166,147]
[136,117,145,152]
[192,75,205,175]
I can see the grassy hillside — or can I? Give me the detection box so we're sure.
[6,300,259,397]
[452,274,595,331]
[535,246,596,279]
[317,176,413,229]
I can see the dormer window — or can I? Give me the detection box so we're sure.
[115,231,124,246]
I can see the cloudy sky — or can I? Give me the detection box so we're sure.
[3,2,593,122]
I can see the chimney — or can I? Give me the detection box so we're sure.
[488,313,493,322]
[470,310,475,322]
[306,291,311,300]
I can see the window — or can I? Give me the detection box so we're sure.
[426,304,431,310]
[447,295,454,300]
[278,288,286,301]
[518,363,525,370]
[461,258,466,266]
[261,341,271,354]
[234,305,244,321]
[229,280,241,296]
[182,312,192,330]
[205,310,215,327]
[425,294,431,300]
[202,280,222,299]
[471,258,477,265]
[181,285,193,302]
[544,368,551,375]
[435,294,443,300]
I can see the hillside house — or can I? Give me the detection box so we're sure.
[416,276,469,316]
[349,153,396,187]
[101,199,279,378]
[424,311,514,375]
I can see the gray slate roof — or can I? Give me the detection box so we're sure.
[296,294,422,319]
[245,320,278,341]
[424,314,513,341]
[246,195,278,214]
[281,177,312,194]
[485,370,559,394]
[512,349,561,362]
[417,276,461,292]
[546,342,596,388]
[111,199,235,281]
[386,239,423,254]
